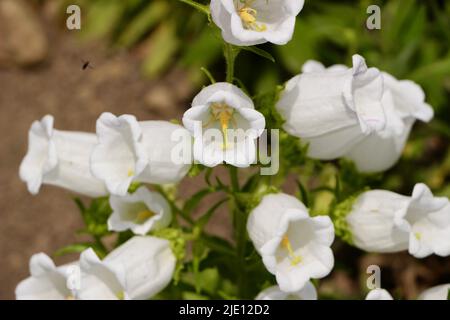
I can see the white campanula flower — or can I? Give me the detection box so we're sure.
[345,72,433,172]
[91,112,192,196]
[182,82,265,168]
[255,282,317,300]
[78,248,129,300]
[15,253,78,300]
[365,288,394,300]
[417,284,450,300]
[345,183,450,257]
[211,0,305,46]
[277,55,434,173]
[247,193,334,293]
[19,115,108,197]
[108,186,171,235]
[79,236,176,300]
[276,54,386,161]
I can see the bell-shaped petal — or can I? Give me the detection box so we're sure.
[404,184,450,258]
[417,284,450,300]
[108,186,172,235]
[182,83,265,168]
[211,0,304,46]
[78,248,129,300]
[91,113,191,196]
[346,189,411,253]
[15,253,77,300]
[346,72,434,172]
[345,183,449,256]
[247,193,334,292]
[255,282,317,300]
[103,236,176,300]
[19,115,108,197]
[276,55,385,160]
[365,288,394,300]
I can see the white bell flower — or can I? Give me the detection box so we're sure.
[345,72,434,172]
[78,248,129,300]
[247,193,335,293]
[19,115,108,197]
[277,56,434,172]
[417,284,450,300]
[15,253,78,300]
[365,288,394,300]
[255,282,317,300]
[91,112,191,196]
[210,0,305,46]
[182,82,265,167]
[276,54,386,160]
[345,183,449,257]
[79,236,176,300]
[403,190,450,259]
[108,186,172,235]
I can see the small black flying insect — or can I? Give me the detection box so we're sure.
[81,59,94,70]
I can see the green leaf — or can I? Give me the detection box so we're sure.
[182,291,210,300]
[199,235,235,257]
[116,0,170,48]
[54,242,105,258]
[54,243,91,256]
[240,46,275,63]
[196,198,228,229]
[296,179,309,207]
[183,188,212,215]
[76,197,112,237]
[142,22,180,78]
[242,173,260,193]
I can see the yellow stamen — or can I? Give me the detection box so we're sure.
[238,3,267,32]
[127,169,134,177]
[135,209,155,224]
[66,295,75,300]
[281,235,302,266]
[116,291,125,300]
[415,232,422,240]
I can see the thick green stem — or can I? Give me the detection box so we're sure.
[224,43,239,83]
[224,41,247,298]
[228,166,248,298]
[229,166,239,192]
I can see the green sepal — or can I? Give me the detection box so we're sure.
[152,228,187,284]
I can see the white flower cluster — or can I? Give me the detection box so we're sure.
[15,0,449,301]
[16,237,175,300]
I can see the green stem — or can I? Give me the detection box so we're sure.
[235,206,247,298]
[229,166,239,192]
[224,40,246,298]
[93,235,108,257]
[224,43,239,83]
[228,166,247,298]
